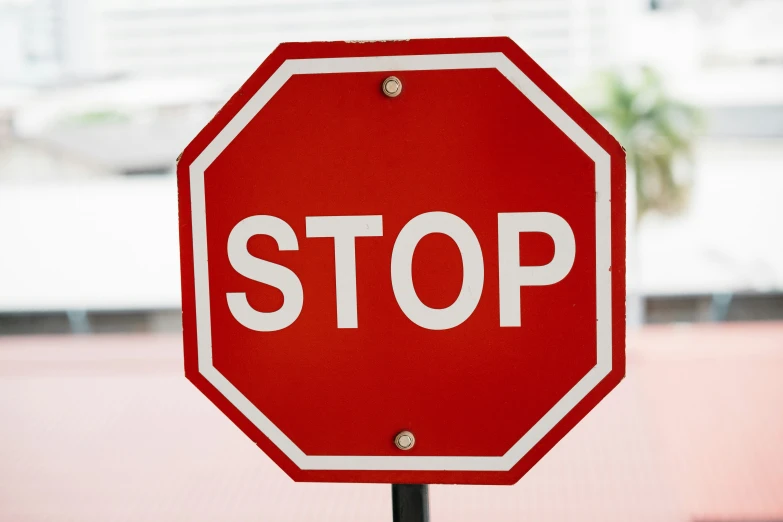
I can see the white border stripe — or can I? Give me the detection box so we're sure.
[189,52,613,472]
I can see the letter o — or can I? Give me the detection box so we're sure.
[391,212,484,330]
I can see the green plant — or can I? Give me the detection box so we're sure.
[589,67,701,222]
[64,110,130,125]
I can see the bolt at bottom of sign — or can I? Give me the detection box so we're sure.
[395,430,415,450]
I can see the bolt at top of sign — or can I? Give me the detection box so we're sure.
[383,76,402,97]
[176,37,626,485]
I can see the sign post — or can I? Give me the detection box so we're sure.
[177,37,626,494]
[392,484,429,522]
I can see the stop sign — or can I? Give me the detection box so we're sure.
[177,37,625,485]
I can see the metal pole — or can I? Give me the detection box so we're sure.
[392,484,429,522]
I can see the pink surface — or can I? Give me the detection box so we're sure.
[1,323,782,521]
[632,323,783,521]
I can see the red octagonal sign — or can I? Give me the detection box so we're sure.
[177,37,626,485]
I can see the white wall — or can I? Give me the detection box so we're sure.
[638,138,783,296]
[0,177,181,311]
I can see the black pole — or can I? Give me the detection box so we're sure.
[392,484,429,522]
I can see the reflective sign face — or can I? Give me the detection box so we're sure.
[177,37,626,485]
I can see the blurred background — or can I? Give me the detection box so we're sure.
[0,0,781,521]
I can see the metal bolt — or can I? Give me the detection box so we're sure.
[394,430,415,450]
[382,76,402,98]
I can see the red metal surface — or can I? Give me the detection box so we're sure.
[176,37,626,483]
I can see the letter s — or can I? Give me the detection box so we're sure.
[226,215,303,332]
